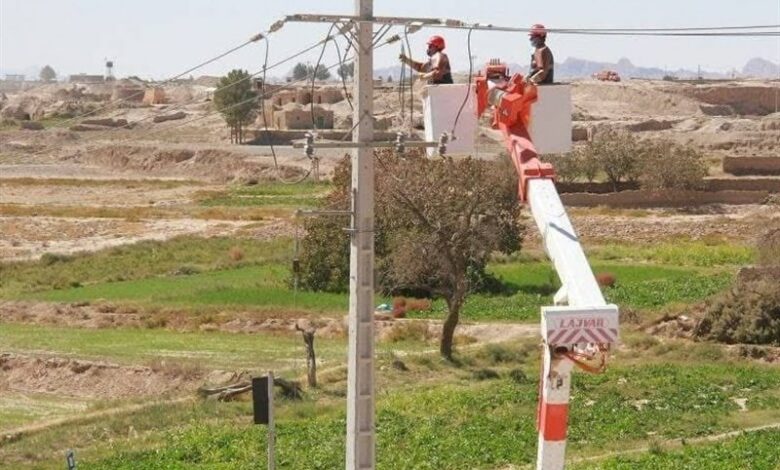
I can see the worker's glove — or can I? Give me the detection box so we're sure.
[398,53,409,64]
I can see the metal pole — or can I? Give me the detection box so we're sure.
[268,371,275,470]
[346,0,375,468]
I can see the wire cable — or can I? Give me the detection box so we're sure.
[311,23,338,130]
[18,36,337,161]
[144,38,397,140]
[260,37,313,185]
[451,28,474,140]
[40,35,265,131]
[332,34,354,111]
[403,25,414,133]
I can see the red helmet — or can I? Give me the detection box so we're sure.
[529,24,547,38]
[427,35,446,51]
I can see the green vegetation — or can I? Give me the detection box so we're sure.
[407,262,731,322]
[214,69,257,143]
[573,429,780,470]
[0,323,349,370]
[12,261,730,322]
[0,236,289,296]
[588,240,755,267]
[66,360,780,469]
[197,181,331,208]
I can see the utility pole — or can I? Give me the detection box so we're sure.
[346,0,375,469]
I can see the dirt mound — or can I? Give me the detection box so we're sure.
[571,81,702,119]
[724,157,780,176]
[0,353,203,399]
[73,145,293,182]
[0,301,144,329]
[682,85,779,116]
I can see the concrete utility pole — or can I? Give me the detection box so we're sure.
[346,0,376,469]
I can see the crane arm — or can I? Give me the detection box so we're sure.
[473,60,619,470]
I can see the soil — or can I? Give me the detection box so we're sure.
[0,216,255,261]
[0,352,203,400]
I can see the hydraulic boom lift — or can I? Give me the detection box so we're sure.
[474,60,619,470]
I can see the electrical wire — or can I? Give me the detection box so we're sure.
[144,37,397,140]
[311,23,338,130]
[547,24,780,32]
[399,42,406,121]
[19,36,337,160]
[403,25,414,134]
[40,35,265,131]
[332,34,354,111]
[451,28,474,140]
[260,37,313,185]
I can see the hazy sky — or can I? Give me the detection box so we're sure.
[1,0,778,80]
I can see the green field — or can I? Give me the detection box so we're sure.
[0,233,767,468]
[17,356,776,470]
[15,259,732,322]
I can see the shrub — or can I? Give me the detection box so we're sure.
[694,279,780,345]
[40,252,72,266]
[591,131,642,191]
[595,272,616,288]
[508,368,528,384]
[381,321,433,343]
[472,368,500,380]
[480,343,521,364]
[228,246,244,262]
[543,153,581,183]
[639,140,708,191]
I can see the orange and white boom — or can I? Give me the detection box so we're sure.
[474,61,619,470]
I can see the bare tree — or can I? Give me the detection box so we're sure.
[295,322,317,387]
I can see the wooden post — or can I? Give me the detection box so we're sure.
[267,371,275,470]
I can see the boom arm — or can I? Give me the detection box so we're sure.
[474,61,619,470]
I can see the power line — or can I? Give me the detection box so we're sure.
[260,37,313,185]
[311,23,338,130]
[108,34,398,145]
[451,27,474,140]
[41,34,266,131]
[18,35,340,161]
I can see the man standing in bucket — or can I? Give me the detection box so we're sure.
[529,24,554,85]
[399,35,454,85]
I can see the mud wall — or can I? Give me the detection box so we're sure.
[723,157,780,176]
[685,86,779,116]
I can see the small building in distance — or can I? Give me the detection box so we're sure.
[69,74,105,84]
[263,102,334,130]
[142,87,166,105]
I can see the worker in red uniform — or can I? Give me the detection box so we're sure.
[528,24,554,85]
[399,35,454,85]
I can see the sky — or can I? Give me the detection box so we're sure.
[1,0,778,80]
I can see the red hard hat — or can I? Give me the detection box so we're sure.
[427,35,446,50]
[529,24,547,38]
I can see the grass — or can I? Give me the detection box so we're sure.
[0,393,90,431]
[17,261,730,322]
[0,322,350,370]
[43,358,780,470]
[23,264,349,313]
[405,262,732,322]
[0,236,290,296]
[588,240,755,267]
[0,177,202,189]
[0,203,285,221]
[573,429,780,469]
[197,181,332,208]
